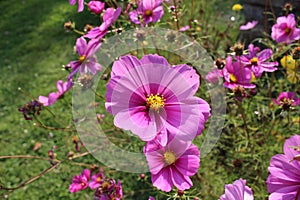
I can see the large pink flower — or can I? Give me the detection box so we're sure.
[105,54,210,143]
[240,44,278,77]
[222,56,255,89]
[69,169,90,193]
[67,37,102,79]
[267,135,300,200]
[38,79,73,106]
[144,139,200,192]
[69,0,84,12]
[129,0,164,25]
[271,14,300,44]
[85,7,122,40]
[219,178,254,200]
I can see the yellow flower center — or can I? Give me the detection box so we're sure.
[79,55,86,63]
[145,10,152,16]
[285,28,291,34]
[146,94,165,111]
[250,57,258,65]
[163,151,176,165]
[230,74,237,82]
[96,177,102,182]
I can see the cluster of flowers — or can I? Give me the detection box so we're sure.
[206,43,278,97]
[69,169,122,200]
[105,53,211,192]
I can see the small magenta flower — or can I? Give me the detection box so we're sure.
[88,1,105,15]
[219,178,254,200]
[271,14,300,44]
[267,135,300,200]
[69,169,90,193]
[94,179,123,200]
[205,68,220,84]
[179,25,190,32]
[222,56,255,89]
[240,20,258,30]
[144,139,200,192]
[240,44,278,77]
[18,100,42,120]
[85,7,122,40]
[69,0,84,12]
[105,54,210,143]
[38,79,73,106]
[273,92,300,110]
[67,37,102,79]
[89,172,105,189]
[129,0,164,26]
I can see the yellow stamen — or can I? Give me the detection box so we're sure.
[96,177,102,182]
[146,94,165,111]
[163,151,176,165]
[285,28,291,34]
[250,57,258,65]
[230,74,237,83]
[79,55,86,63]
[145,10,152,16]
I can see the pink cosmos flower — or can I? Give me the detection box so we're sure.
[271,14,300,44]
[179,25,190,32]
[85,7,122,40]
[219,178,254,200]
[69,0,84,12]
[240,20,258,30]
[39,79,73,106]
[240,44,278,77]
[67,37,102,79]
[144,139,200,192]
[105,54,210,143]
[69,169,90,193]
[272,92,300,110]
[94,179,123,200]
[267,135,300,200]
[129,0,164,26]
[222,56,255,89]
[89,172,105,189]
[205,68,220,84]
[88,1,105,15]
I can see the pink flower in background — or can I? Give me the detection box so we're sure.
[105,54,210,143]
[240,44,278,77]
[69,0,84,12]
[267,135,300,200]
[129,0,164,25]
[67,37,102,79]
[69,169,90,193]
[88,1,105,15]
[85,7,122,40]
[205,68,220,84]
[89,172,105,189]
[144,139,200,192]
[39,79,73,106]
[93,179,123,200]
[240,20,258,30]
[222,56,255,89]
[219,178,254,200]
[272,92,300,110]
[179,25,190,32]
[271,14,300,44]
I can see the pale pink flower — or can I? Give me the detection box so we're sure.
[240,20,258,30]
